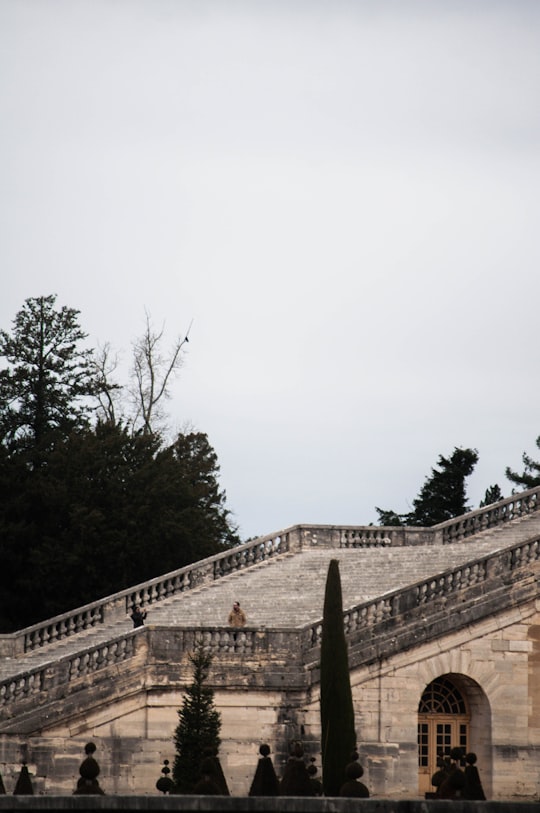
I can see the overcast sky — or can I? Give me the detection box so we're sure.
[1,0,539,540]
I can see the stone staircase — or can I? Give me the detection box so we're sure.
[1,507,539,685]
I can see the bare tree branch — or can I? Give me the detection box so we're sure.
[129,311,192,435]
[91,342,123,425]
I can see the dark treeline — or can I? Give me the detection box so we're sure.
[1,295,540,630]
[0,295,240,632]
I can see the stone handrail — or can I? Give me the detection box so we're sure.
[303,531,540,651]
[0,525,429,657]
[433,484,540,543]
[1,484,539,659]
[1,532,539,718]
[0,629,141,715]
[0,529,295,657]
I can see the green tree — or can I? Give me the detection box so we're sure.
[0,296,240,631]
[479,483,504,507]
[376,447,479,526]
[173,643,221,793]
[0,442,36,630]
[320,559,356,797]
[505,435,540,490]
[168,431,239,559]
[0,423,239,629]
[374,508,403,527]
[0,294,101,461]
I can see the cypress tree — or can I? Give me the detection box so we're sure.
[172,642,221,793]
[320,559,356,796]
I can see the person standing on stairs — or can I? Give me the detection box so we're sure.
[130,605,147,628]
[228,601,246,640]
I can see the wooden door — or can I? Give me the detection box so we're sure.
[417,676,469,796]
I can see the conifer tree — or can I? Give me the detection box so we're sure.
[0,294,101,462]
[505,435,540,490]
[172,643,221,793]
[479,483,504,507]
[376,447,478,526]
[0,296,240,631]
[320,559,356,796]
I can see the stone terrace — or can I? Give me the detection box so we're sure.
[1,495,539,684]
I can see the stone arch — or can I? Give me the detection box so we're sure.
[417,672,491,798]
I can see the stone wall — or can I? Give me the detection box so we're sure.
[1,599,539,801]
[0,797,539,812]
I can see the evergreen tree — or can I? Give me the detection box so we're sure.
[505,435,540,490]
[0,294,101,462]
[374,508,403,527]
[168,431,239,559]
[0,296,240,632]
[479,484,504,507]
[320,559,356,797]
[0,422,240,629]
[173,643,221,793]
[376,447,479,526]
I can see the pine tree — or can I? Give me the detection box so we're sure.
[0,294,101,462]
[505,435,540,490]
[376,447,479,526]
[320,559,356,797]
[0,297,240,631]
[172,643,221,793]
[479,484,504,507]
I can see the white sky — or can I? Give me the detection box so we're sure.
[1,0,539,540]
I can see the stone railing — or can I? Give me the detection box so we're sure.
[0,529,294,658]
[1,484,539,660]
[2,532,539,718]
[304,532,540,651]
[434,484,540,544]
[0,525,431,658]
[0,630,141,715]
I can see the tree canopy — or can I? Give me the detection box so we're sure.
[0,296,239,631]
[0,294,101,461]
[376,447,479,527]
[506,435,540,490]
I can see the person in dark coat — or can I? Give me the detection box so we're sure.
[130,605,147,628]
[249,744,280,797]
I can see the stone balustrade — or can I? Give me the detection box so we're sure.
[23,606,105,652]
[68,632,138,680]
[435,485,540,543]
[304,533,540,651]
[0,530,295,658]
[0,630,141,714]
[2,531,539,721]
[0,484,538,664]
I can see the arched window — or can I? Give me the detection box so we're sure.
[419,676,467,714]
[418,676,470,796]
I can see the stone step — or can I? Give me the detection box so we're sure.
[2,516,538,683]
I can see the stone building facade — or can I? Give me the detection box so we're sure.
[0,487,539,800]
